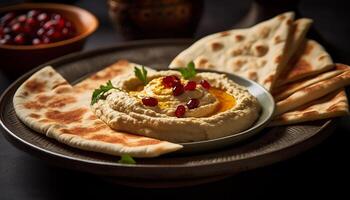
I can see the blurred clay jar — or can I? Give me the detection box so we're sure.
[107,0,203,40]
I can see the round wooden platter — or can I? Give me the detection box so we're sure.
[0,39,335,188]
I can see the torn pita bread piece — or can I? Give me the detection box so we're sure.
[276,39,334,86]
[273,66,344,101]
[270,89,349,126]
[274,18,313,82]
[275,64,350,115]
[13,61,182,158]
[169,12,295,91]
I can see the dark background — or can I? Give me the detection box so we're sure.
[1,0,350,199]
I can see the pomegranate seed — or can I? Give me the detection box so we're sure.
[172,83,184,96]
[32,38,41,45]
[42,36,50,44]
[175,105,186,118]
[0,34,12,44]
[11,23,21,33]
[14,34,26,45]
[56,18,65,29]
[37,13,49,22]
[0,38,8,45]
[173,75,180,81]
[37,28,45,37]
[26,17,38,27]
[3,27,11,34]
[27,10,40,18]
[43,20,56,30]
[46,28,61,40]
[184,81,197,91]
[17,14,27,23]
[186,98,200,109]
[142,97,158,107]
[23,25,33,35]
[162,76,175,88]
[61,27,69,37]
[65,21,72,28]
[1,12,16,25]
[200,80,211,89]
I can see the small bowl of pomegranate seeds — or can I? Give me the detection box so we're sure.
[0,3,98,76]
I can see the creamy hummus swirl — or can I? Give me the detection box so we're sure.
[129,77,219,117]
[92,70,260,143]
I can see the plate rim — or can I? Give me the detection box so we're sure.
[179,69,275,147]
[0,39,334,169]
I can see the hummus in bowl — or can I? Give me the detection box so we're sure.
[92,68,261,143]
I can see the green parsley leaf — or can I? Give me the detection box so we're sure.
[134,66,148,85]
[91,80,118,105]
[178,61,197,79]
[118,155,136,164]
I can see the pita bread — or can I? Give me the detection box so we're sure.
[13,60,182,158]
[273,67,344,101]
[275,64,350,115]
[169,12,295,91]
[276,39,333,86]
[270,89,349,126]
[274,18,313,82]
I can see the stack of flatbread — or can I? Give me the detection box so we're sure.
[169,11,350,126]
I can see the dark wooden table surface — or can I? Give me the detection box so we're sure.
[1,0,349,199]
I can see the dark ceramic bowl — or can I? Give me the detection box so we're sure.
[0,3,98,76]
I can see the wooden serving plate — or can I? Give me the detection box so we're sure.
[0,39,335,188]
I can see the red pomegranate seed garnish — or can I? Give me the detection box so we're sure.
[23,25,33,35]
[162,75,180,88]
[1,12,16,25]
[32,38,41,45]
[52,14,62,21]
[27,10,40,18]
[142,97,158,107]
[186,98,200,109]
[26,17,38,27]
[162,76,175,88]
[11,23,21,33]
[172,83,184,96]
[184,81,197,91]
[42,36,50,44]
[43,21,56,30]
[0,34,12,44]
[37,13,49,22]
[56,18,65,29]
[37,28,45,37]
[3,27,11,34]
[200,80,211,89]
[173,75,180,81]
[14,34,26,45]
[46,28,62,40]
[65,21,72,28]
[61,27,69,37]
[175,105,186,118]
[0,37,10,44]
[17,14,27,23]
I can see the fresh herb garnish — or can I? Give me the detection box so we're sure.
[178,61,197,79]
[118,155,136,164]
[134,66,148,85]
[91,80,118,105]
